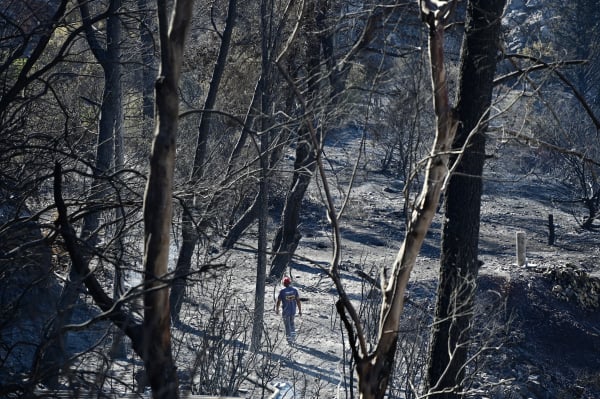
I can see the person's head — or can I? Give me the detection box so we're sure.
[282,276,291,287]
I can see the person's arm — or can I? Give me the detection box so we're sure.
[296,296,302,316]
[275,297,281,313]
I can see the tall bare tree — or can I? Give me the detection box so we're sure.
[425,1,507,397]
[268,0,402,279]
[250,0,273,352]
[142,0,195,397]
[330,1,459,398]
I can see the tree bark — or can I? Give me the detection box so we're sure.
[142,0,195,397]
[191,0,237,181]
[268,135,316,278]
[251,128,269,351]
[425,1,506,398]
[107,0,127,359]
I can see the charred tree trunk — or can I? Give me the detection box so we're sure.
[44,162,145,366]
[582,194,599,229]
[142,0,194,397]
[269,1,322,279]
[78,0,121,246]
[358,8,458,398]
[269,128,317,278]
[109,0,127,359]
[191,0,237,182]
[250,0,273,352]
[169,0,236,321]
[425,1,506,398]
[138,0,156,123]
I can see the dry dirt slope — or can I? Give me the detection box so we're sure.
[3,132,598,399]
[238,150,600,398]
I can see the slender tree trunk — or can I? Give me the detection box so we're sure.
[251,0,273,351]
[138,0,156,123]
[269,0,322,279]
[169,210,197,322]
[358,11,458,398]
[108,2,128,359]
[425,1,506,398]
[330,3,458,398]
[220,77,264,250]
[269,133,316,278]
[47,163,146,364]
[142,0,194,397]
[252,133,269,351]
[191,0,237,181]
[169,0,236,321]
[77,0,120,245]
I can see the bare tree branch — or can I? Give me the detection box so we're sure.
[497,54,600,131]
[52,162,144,355]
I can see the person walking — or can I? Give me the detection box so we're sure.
[275,276,302,344]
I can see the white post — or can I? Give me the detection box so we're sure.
[516,231,526,267]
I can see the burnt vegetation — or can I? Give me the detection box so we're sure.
[1,0,599,398]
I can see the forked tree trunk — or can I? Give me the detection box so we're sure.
[142,0,195,397]
[334,2,459,398]
[425,1,506,398]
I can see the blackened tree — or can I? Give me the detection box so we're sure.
[425,1,507,398]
